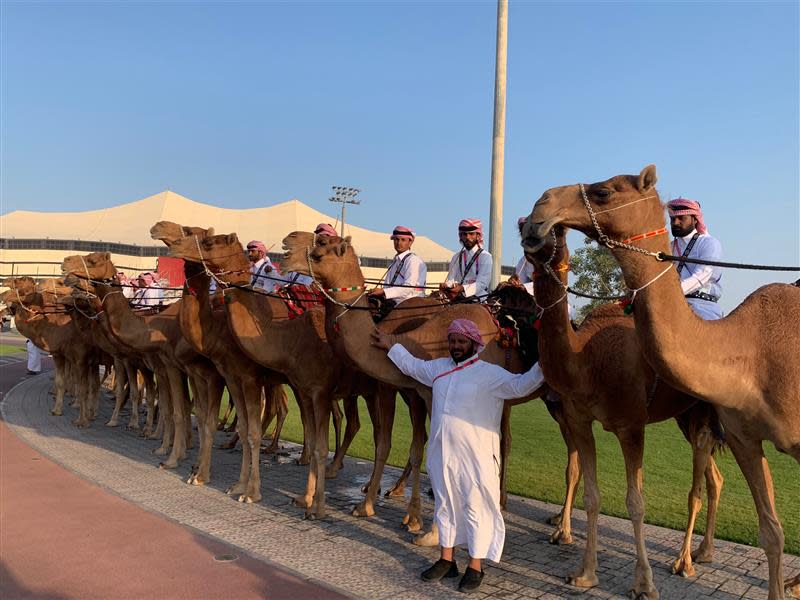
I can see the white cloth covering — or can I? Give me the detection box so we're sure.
[387,344,544,562]
[672,229,723,320]
[445,246,493,299]
[250,257,280,293]
[514,256,535,286]
[132,284,164,307]
[26,339,42,372]
[383,250,427,304]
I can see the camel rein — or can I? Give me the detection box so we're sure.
[578,183,800,272]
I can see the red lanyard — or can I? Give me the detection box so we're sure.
[432,355,480,384]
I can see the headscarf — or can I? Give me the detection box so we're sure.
[247,240,267,254]
[447,318,485,353]
[314,223,338,237]
[667,198,707,234]
[138,272,156,286]
[458,218,483,243]
[390,225,415,241]
[517,216,527,226]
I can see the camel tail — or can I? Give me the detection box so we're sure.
[709,408,727,456]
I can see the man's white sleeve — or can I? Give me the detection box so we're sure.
[444,254,459,286]
[680,237,721,295]
[492,362,546,399]
[387,344,438,387]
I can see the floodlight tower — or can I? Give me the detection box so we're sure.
[329,186,361,236]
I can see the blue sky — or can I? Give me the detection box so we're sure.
[2,1,798,312]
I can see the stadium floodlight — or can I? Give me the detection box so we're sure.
[328,186,362,237]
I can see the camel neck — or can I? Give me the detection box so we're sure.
[611,241,740,405]
[96,283,157,351]
[534,267,583,385]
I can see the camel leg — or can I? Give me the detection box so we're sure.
[295,388,313,466]
[407,392,432,540]
[190,374,222,485]
[153,371,174,455]
[618,428,658,599]
[262,385,288,454]
[240,378,265,503]
[221,379,249,497]
[125,363,142,430]
[565,420,600,589]
[294,392,316,509]
[141,369,157,437]
[331,398,343,456]
[727,433,786,600]
[327,395,360,478]
[159,370,189,469]
[106,358,128,427]
[72,359,92,428]
[354,386,396,517]
[694,456,723,563]
[50,355,67,416]
[307,393,332,519]
[550,415,580,545]
[217,390,235,430]
[386,393,418,497]
[672,425,719,577]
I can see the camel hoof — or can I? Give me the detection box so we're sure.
[72,419,90,428]
[566,574,599,588]
[325,467,340,480]
[293,495,311,508]
[296,456,310,466]
[261,445,279,455]
[105,420,118,427]
[226,484,246,496]
[158,461,177,470]
[50,410,62,416]
[671,558,695,578]
[629,590,657,600]
[384,485,405,498]
[153,447,168,456]
[125,424,140,431]
[412,530,439,547]
[549,529,573,545]
[691,548,713,564]
[547,512,563,526]
[351,503,375,518]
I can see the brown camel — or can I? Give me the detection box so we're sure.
[280,230,549,542]
[524,165,800,600]
[62,253,224,481]
[508,227,725,597]
[149,221,300,494]
[162,230,401,518]
[2,277,101,426]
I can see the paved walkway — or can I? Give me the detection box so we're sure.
[2,372,798,600]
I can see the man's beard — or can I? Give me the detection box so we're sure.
[449,344,476,363]
[671,224,694,237]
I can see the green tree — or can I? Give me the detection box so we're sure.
[570,237,625,321]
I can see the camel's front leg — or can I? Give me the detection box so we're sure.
[404,392,428,534]
[672,425,719,577]
[225,381,251,497]
[327,395,360,478]
[354,386,396,517]
[106,357,128,427]
[71,360,92,428]
[239,382,265,503]
[565,419,600,589]
[189,375,223,486]
[618,428,658,599]
[694,456,723,563]
[294,386,313,466]
[727,432,786,600]
[306,394,331,519]
[50,355,67,416]
[125,363,143,430]
[262,384,288,454]
[293,392,315,509]
[159,370,189,468]
[550,414,580,545]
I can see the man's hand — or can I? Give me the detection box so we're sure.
[370,287,385,298]
[449,283,464,295]
[371,330,394,351]
[507,274,523,287]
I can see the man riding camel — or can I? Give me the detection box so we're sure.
[440,218,492,301]
[369,225,427,315]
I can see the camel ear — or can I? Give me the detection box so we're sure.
[207,227,215,236]
[226,234,237,245]
[637,165,657,191]
[334,239,349,257]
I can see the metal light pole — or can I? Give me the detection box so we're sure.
[488,0,508,289]
[329,186,361,236]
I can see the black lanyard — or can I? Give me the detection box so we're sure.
[388,253,412,285]
[675,233,699,275]
[251,262,268,286]
[459,248,483,284]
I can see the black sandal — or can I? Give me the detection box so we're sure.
[458,567,484,593]
[420,558,459,581]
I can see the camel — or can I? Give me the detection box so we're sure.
[163,228,418,520]
[1,277,101,426]
[523,165,800,600]
[61,253,224,481]
[279,230,549,541]
[150,221,302,492]
[503,227,725,597]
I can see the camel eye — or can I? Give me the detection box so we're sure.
[595,188,611,199]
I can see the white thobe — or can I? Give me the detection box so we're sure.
[133,285,164,307]
[281,271,314,287]
[26,339,42,372]
[445,246,493,299]
[387,344,544,562]
[383,250,427,304]
[672,230,723,320]
[250,257,280,293]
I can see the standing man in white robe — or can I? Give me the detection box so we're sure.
[372,319,544,593]
[26,338,42,375]
[440,218,493,301]
[369,225,427,313]
[667,198,723,320]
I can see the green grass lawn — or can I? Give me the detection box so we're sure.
[0,343,26,356]
[223,391,799,555]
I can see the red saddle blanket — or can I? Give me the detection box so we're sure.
[278,284,325,318]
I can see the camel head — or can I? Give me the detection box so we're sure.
[61,252,118,294]
[521,165,662,255]
[150,221,214,247]
[36,278,76,306]
[1,276,36,297]
[524,225,570,273]
[281,231,360,288]
[166,232,249,279]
